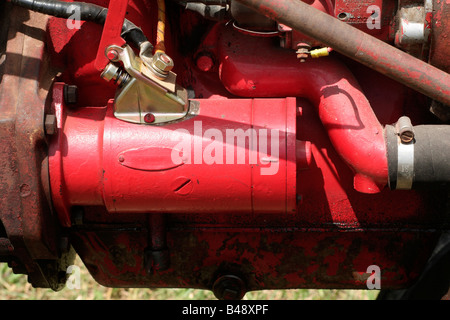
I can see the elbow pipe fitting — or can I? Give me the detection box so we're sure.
[219,26,450,194]
[218,30,388,193]
[235,0,450,107]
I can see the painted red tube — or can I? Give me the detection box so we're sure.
[218,27,388,193]
[235,0,450,107]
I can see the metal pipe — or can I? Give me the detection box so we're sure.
[235,0,450,106]
[218,29,388,193]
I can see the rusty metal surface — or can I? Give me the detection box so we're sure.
[0,5,74,289]
[65,92,449,291]
[235,0,450,106]
[429,0,450,73]
[70,227,440,291]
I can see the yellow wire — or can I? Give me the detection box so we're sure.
[155,0,166,54]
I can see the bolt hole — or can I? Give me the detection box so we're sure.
[338,12,349,20]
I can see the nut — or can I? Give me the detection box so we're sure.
[296,43,311,63]
[44,114,57,135]
[151,52,174,73]
[63,85,78,104]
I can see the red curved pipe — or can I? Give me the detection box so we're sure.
[218,27,388,193]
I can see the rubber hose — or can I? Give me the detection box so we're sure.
[10,0,150,49]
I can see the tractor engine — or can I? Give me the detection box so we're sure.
[0,0,449,299]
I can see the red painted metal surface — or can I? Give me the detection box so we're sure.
[94,0,128,71]
[49,85,298,223]
[430,0,450,73]
[41,0,449,292]
[333,0,394,40]
[218,26,387,193]
[235,0,450,106]
[279,0,333,49]
[70,227,440,290]
[2,0,450,296]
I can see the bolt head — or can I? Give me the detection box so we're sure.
[212,275,246,300]
[151,52,174,73]
[107,49,119,61]
[196,54,214,72]
[44,114,57,135]
[144,113,156,123]
[63,85,78,104]
[400,131,415,143]
[101,63,120,82]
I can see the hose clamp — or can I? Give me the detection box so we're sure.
[396,129,415,190]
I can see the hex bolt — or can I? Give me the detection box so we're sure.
[44,114,57,135]
[154,53,174,72]
[212,275,247,300]
[63,84,78,104]
[148,51,174,79]
[160,53,171,64]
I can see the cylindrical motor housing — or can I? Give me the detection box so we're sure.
[49,84,299,226]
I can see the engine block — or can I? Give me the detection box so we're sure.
[0,0,449,299]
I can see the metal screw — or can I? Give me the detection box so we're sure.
[144,113,156,123]
[400,131,415,143]
[63,85,78,104]
[396,116,415,143]
[44,114,57,135]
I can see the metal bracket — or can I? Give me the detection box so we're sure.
[94,1,128,71]
[102,45,189,125]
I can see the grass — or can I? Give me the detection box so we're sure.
[0,256,379,300]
